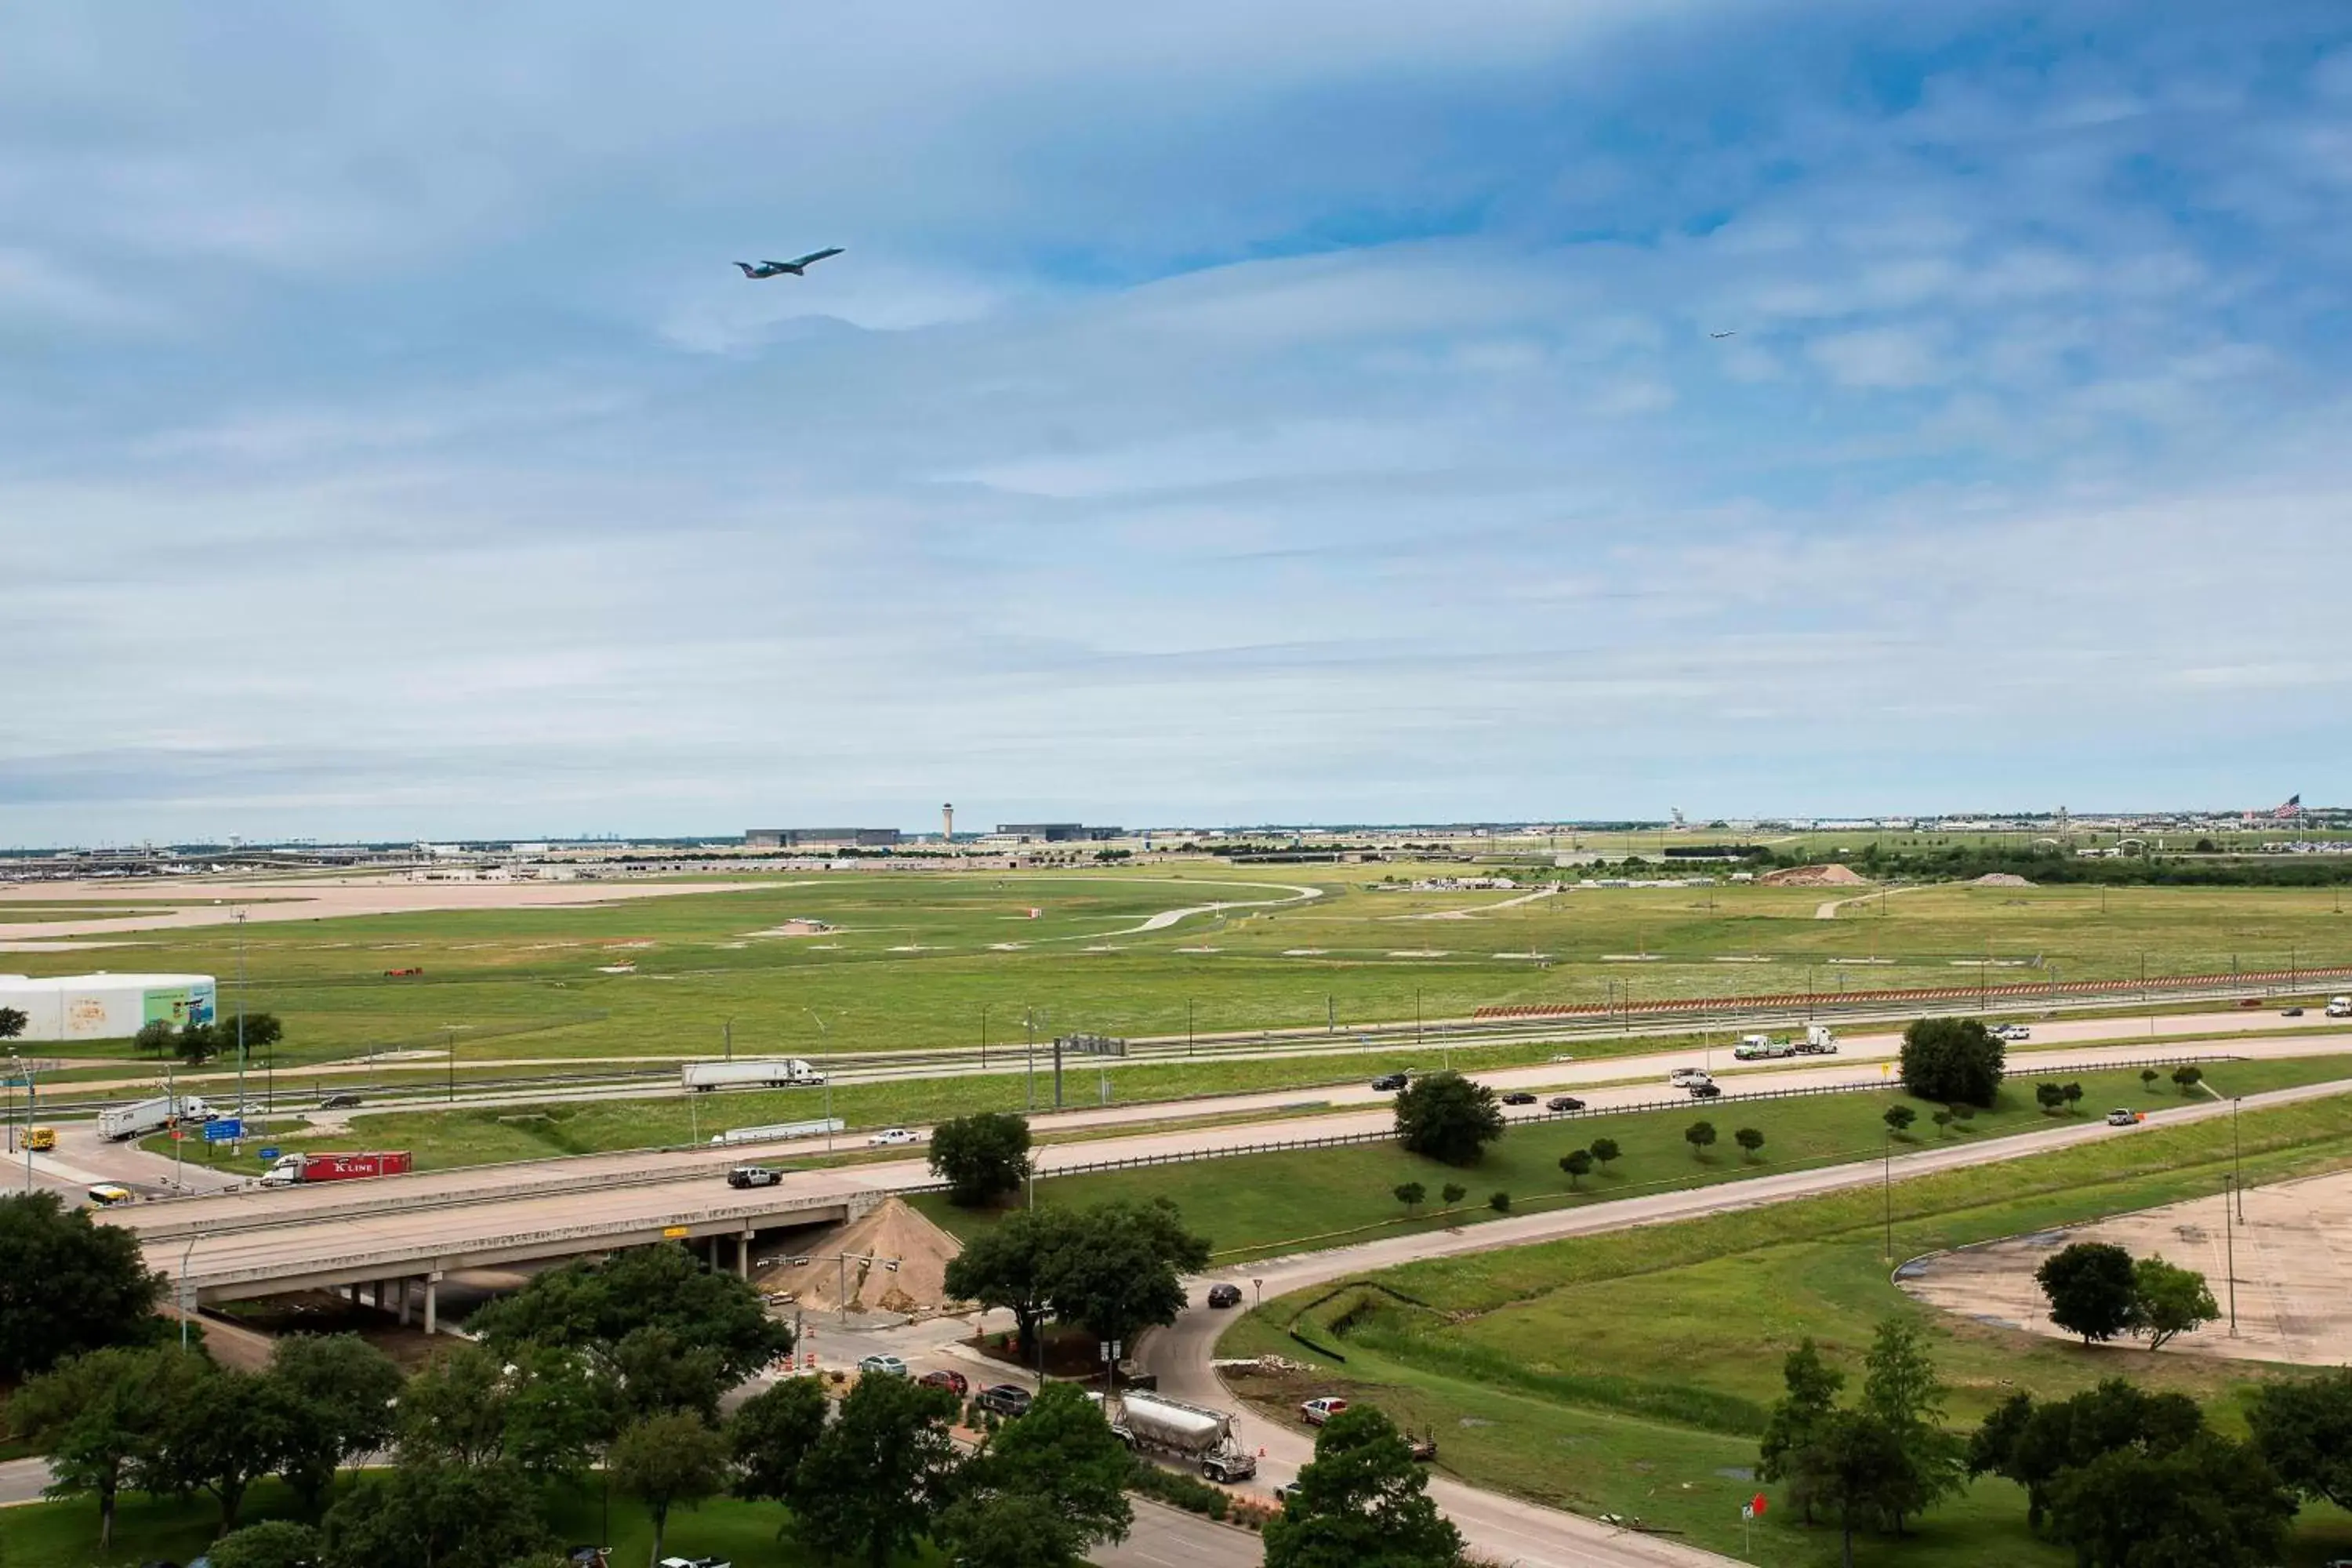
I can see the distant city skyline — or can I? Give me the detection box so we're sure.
[6,3,2350,843]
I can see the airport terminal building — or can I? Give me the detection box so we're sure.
[744,828,902,848]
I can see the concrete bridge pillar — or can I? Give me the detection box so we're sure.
[423,1272,443,1335]
[397,1278,413,1327]
[739,1229,756,1280]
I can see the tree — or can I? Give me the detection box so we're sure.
[2140,1068,2160,1091]
[321,1458,550,1568]
[928,1112,1033,1207]
[1759,1339,1845,1525]
[1950,1102,1976,1127]
[1487,1190,1510,1212]
[2034,1082,2066,1115]
[1439,1182,1467,1207]
[728,1374,829,1506]
[235,1012,286,1056]
[2130,1256,2218,1350]
[1558,1150,1593,1189]
[1261,1403,1463,1568]
[1683,1120,1717,1160]
[608,1324,728,1422]
[1049,1200,1211,1352]
[209,1519,323,1568]
[158,1363,303,1531]
[2045,1433,2295,1568]
[0,1004,24,1039]
[270,1333,405,1518]
[397,1341,606,1479]
[956,1381,1131,1552]
[174,1021,222,1065]
[470,1242,789,1389]
[1588,1136,1621,1171]
[2037,1242,2138,1344]
[1391,1071,1506,1165]
[1731,1127,1764,1160]
[1969,1378,2206,1530]
[1931,1109,1954,1136]
[933,1492,1078,1568]
[1392,1181,1426,1214]
[943,1207,1080,1367]
[1898,1018,2005,1107]
[1786,1410,1911,1568]
[0,1192,166,1379]
[2171,1064,2205,1095]
[2060,1082,2084,1115]
[1882,1104,1917,1138]
[1860,1316,1963,1533]
[2247,1367,2352,1510]
[793,1374,962,1568]
[9,1345,202,1549]
[133,1018,177,1058]
[608,1412,731,1568]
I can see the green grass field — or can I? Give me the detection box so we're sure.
[1210,1091,2352,1566]
[9,865,2351,1073]
[914,1056,2352,1261]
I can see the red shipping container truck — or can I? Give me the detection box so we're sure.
[260,1151,412,1187]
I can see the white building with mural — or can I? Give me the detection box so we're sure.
[0,973,218,1041]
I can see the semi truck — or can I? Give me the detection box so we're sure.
[2328,996,2352,1018]
[1110,1391,1258,1483]
[260,1151,413,1187]
[1798,1024,1838,1053]
[96,1094,212,1142]
[1732,1034,1794,1060]
[681,1058,828,1092]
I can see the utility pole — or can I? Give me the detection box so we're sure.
[1186,997,1194,1058]
[9,1053,33,1194]
[807,1009,832,1150]
[724,1018,733,1061]
[179,1233,203,1352]
[446,1028,456,1102]
[979,1004,988,1070]
[2234,1098,2244,1221]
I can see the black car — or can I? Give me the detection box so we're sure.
[1500,1091,1537,1106]
[1546,1094,1585,1112]
[2283,1007,2305,1017]
[1206,1283,1243,1308]
[318,1092,364,1110]
[1688,1081,1723,1099]
[727,1165,783,1189]
[975,1384,1033,1418]
[1371,1073,1410,1092]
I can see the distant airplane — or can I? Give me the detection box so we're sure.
[1710,331,1737,339]
[735,248,844,279]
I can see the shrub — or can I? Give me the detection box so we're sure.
[1488,1191,1512,1213]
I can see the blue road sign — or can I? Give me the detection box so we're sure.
[202,1117,244,1143]
[257,1146,281,1161]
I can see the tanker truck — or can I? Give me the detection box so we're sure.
[1110,1391,1258,1483]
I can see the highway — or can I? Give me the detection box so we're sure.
[85,1025,2352,1301]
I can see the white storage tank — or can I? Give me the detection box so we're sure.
[0,973,219,1041]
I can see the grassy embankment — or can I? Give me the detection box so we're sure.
[1204,1091,2352,1567]
[10,868,2352,1072]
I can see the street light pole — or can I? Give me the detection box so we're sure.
[179,1233,203,1352]
[1882,1131,1893,1261]
[807,1009,831,1149]
[2223,1176,2238,1337]
[234,907,248,1119]
[2233,1098,2244,1221]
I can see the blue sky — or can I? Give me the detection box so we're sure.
[5,2,2350,843]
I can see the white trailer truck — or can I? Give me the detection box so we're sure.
[1799,1024,1838,1053]
[1111,1391,1258,1483]
[96,1094,212,1142]
[681,1058,827,1092]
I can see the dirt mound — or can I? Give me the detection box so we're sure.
[1760,863,1869,887]
[758,1196,966,1316]
[1972,873,2036,887]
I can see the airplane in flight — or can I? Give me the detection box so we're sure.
[735,248,844,278]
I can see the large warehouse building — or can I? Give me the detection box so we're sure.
[0,973,218,1041]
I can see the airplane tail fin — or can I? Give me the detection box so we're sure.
[733,262,757,276]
